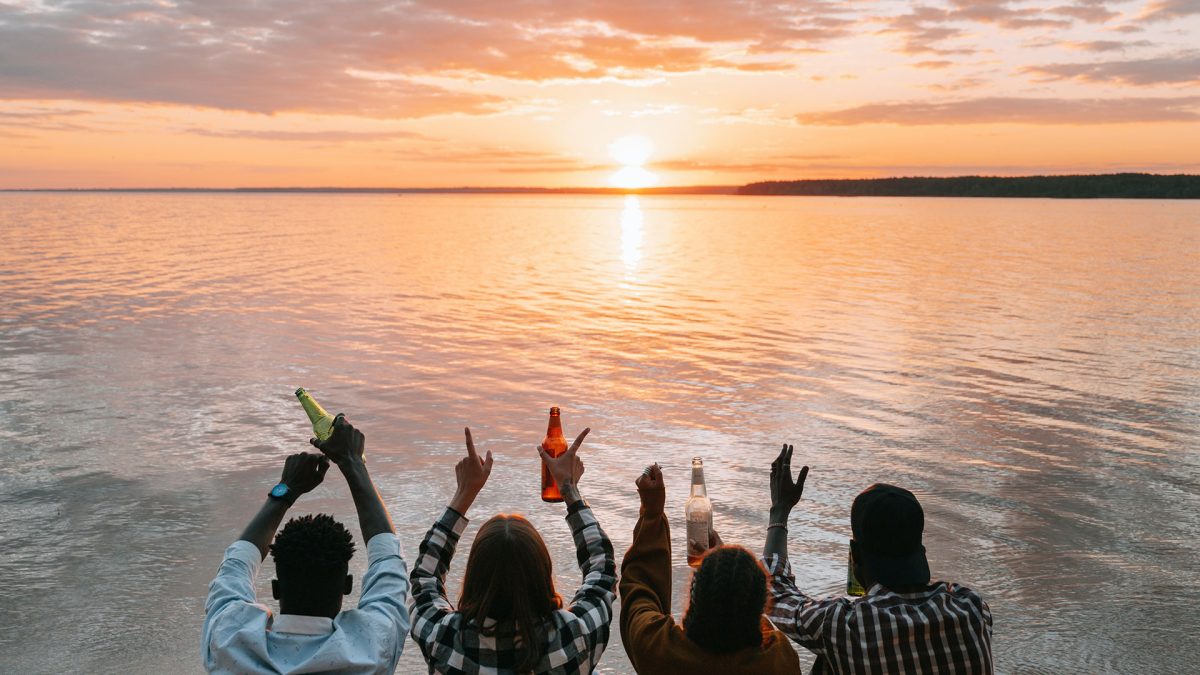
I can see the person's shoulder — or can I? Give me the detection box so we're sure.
[934,581,990,610]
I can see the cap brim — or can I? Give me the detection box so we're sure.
[861,545,931,588]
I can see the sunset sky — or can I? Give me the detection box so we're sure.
[2,0,1199,188]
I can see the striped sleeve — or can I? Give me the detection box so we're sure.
[407,506,468,665]
[564,500,618,658]
[762,554,850,660]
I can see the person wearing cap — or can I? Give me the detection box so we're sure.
[761,444,993,674]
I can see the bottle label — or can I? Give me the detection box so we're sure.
[686,518,710,556]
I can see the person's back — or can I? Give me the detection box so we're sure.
[620,464,801,675]
[202,416,409,675]
[408,426,616,674]
[762,445,993,674]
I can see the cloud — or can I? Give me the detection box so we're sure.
[913,60,957,69]
[182,128,425,143]
[654,155,844,173]
[1023,52,1200,85]
[1050,2,1122,22]
[0,0,850,116]
[1139,0,1200,21]
[0,105,101,132]
[797,96,1200,124]
[1059,40,1155,52]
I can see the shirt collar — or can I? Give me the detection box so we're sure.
[271,613,334,635]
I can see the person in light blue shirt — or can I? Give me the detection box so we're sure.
[202,415,409,674]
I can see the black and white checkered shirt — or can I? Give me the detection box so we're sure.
[408,502,616,674]
[764,555,993,675]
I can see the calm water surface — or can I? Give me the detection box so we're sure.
[0,194,1197,674]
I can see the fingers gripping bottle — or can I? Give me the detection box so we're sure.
[295,388,338,441]
[685,457,713,567]
[540,407,569,502]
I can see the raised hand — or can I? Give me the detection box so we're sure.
[280,452,330,497]
[449,427,494,515]
[770,443,809,520]
[635,463,665,515]
[538,427,590,499]
[311,414,365,468]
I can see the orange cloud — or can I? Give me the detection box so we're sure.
[797,96,1200,125]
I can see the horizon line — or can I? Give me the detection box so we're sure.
[3,172,1197,193]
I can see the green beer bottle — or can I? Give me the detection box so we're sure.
[846,541,866,596]
[295,387,338,441]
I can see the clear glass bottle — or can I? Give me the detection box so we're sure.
[685,457,713,567]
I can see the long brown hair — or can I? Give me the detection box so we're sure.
[459,514,563,671]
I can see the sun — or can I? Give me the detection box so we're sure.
[608,134,658,189]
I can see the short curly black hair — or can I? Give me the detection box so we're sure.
[270,514,355,577]
[683,546,768,654]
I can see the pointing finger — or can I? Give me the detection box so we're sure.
[536,444,551,463]
[464,427,477,459]
[568,427,591,455]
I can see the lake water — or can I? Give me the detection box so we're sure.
[0,193,1197,674]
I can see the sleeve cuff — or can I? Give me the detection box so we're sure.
[366,532,401,563]
[761,553,793,577]
[228,540,263,572]
[565,499,589,516]
[438,506,470,536]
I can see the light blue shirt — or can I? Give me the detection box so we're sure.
[202,533,410,674]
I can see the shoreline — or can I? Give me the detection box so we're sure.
[3,173,1198,198]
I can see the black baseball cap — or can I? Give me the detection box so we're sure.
[851,484,930,588]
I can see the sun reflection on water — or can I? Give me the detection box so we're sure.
[620,195,643,276]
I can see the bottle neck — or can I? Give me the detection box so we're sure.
[690,466,707,498]
[546,415,563,437]
[297,393,329,423]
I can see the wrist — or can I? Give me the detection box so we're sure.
[449,490,476,515]
[336,456,367,471]
[639,493,665,516]
[558,480,582,504]
[769,505,792,522]
[640,502,664,517]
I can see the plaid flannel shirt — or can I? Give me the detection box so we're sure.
[763,555,993,675]
[408,501,617,674]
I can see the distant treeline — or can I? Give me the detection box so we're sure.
[738,173,1200,199]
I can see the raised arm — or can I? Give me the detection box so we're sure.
[618,463,680,671]
[409,428,492,661]
[240,452,329,558]
[759,443,843,654]
[762,443,808,564]
[312,415,393,542]
[539,429,617,655]
[203,452,329,668]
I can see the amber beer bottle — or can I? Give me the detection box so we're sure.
[295,387,338,441]
[685,457,713,567]
[540,407,569,502]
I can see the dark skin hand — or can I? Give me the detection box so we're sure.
[763,444,809,564]
[636,463,722,547]
[311,414,395,543]
[240,452,329,559]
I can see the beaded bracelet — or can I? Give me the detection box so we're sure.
[767,522,788,530]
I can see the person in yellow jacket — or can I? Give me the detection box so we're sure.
[619,463,802,674]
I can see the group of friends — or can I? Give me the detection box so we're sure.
[202,415,993,674]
